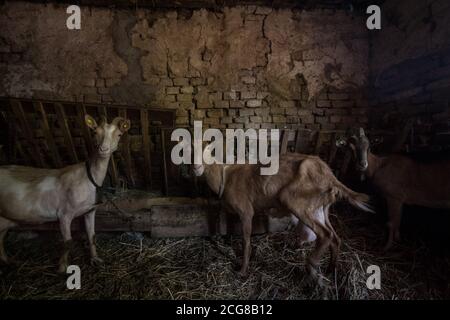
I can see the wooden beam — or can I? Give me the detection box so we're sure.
[392,119,413,153]
[280,129,290,154]
[16,199,282,236]
[294,129,314,153]
[294,130,303,153]
[327,132,338,167]
[118,108,135,187]
[160,128,169,196]
[9,99,45,167]
[15,140,26,164]
[77,103,95,157]
[0,108,16,163]
[338,149,352,179]
[54,102,79,163]
[313,131,325,155]
[34,101,62,168]
[140,109,153,190]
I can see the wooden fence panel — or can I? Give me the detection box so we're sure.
[0,97,175,194]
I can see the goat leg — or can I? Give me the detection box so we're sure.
[324,206,341,274]
[58,239,75,273]
[383,198,403,251]
[0,217,16,265]
[238,210,254,277]
[0,229,9,264]
[292,208,332,284]
[84,210,103,266]
[58,215,73,273]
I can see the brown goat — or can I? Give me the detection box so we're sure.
[340,127,450,250]
[193,146,373,281]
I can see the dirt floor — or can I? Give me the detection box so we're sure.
[1,205,450,300]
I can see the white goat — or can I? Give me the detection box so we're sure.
[0,115,130,272]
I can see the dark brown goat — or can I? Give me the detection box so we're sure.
[340,127,450,250]
[193,146,373,281]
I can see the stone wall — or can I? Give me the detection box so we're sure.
[0,1,370,131]
[370,0,450,135]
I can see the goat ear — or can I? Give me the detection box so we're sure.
[118,119,131,133]
[335,136,347,147]
[85,114,98,130]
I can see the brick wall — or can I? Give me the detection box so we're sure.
[0,2,370,132]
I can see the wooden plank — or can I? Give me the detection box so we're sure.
[313,131,325,155]
[392,119,413,152]
[294,130,303,153]
[15,139,26,164]
[140,109,153,190]
[0,97,176,127]
[294,129,314,153]
[118,108,135,187]
[17,203,289,236]
[0,108,16,163]
[338,149,352,179]
[1,102,19,162]
[34,101,62,168]
[98,106,119,187]
[280,129,290,154]
[161,128,169,196]
[77,103,95,157]
[327,132,338,167]
[9,99,45,167]
[54,102,78,163]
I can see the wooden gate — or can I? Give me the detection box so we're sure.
[0,97,396,237]
[0,97,177,195]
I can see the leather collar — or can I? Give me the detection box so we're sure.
[85,160,102,189]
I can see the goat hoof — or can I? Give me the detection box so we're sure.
[58,263,68,274]
[237,267,249,278]
[306,264,321,282]
[306,272,327,290]
[90,257,104,267]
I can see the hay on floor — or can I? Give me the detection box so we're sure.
[1,206,449,300]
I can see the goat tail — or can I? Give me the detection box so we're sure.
[333,180,374,213]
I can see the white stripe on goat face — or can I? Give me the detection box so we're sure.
[193,164,204,176]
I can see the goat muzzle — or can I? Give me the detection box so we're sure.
[192,164,204,176]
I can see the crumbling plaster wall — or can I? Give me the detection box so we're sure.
[0,1,369,130]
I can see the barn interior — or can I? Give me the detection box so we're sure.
[1,0,450,299]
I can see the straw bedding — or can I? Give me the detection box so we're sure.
[1,205,449,300]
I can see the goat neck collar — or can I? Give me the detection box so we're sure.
[85,160,102,189]
[218,165,229,199]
